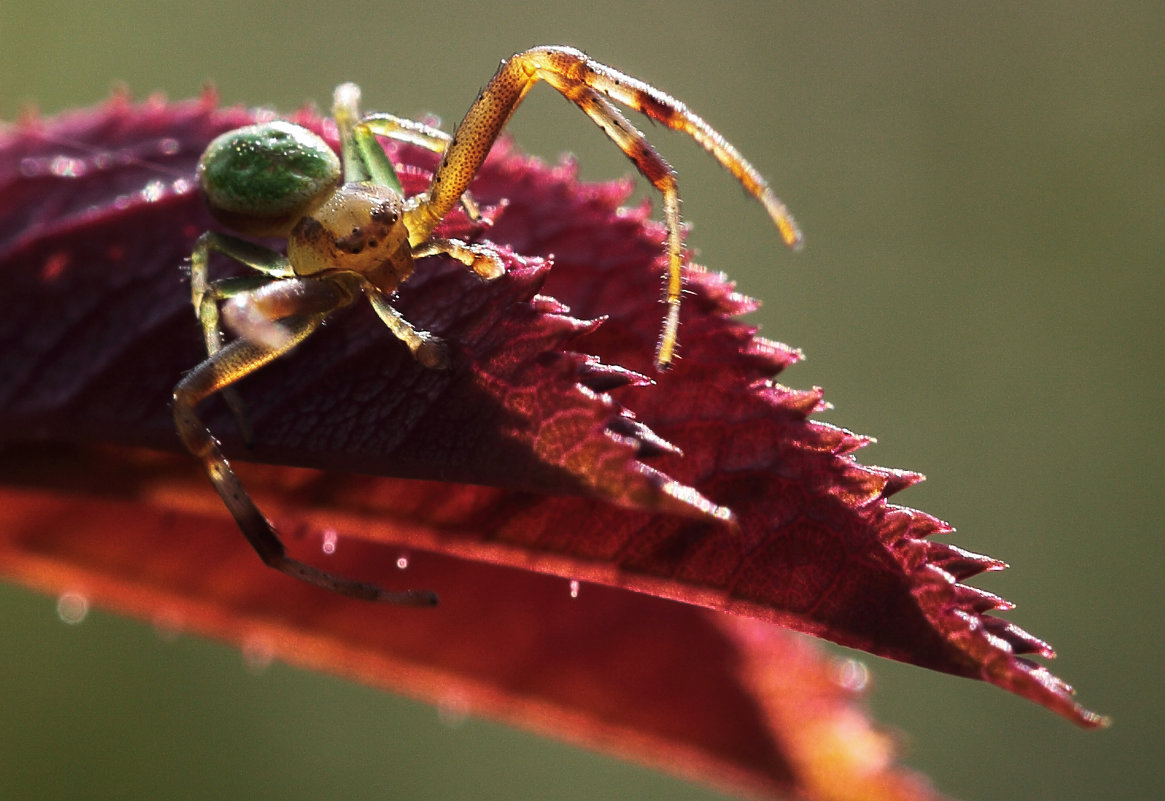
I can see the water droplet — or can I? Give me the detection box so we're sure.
[158,137,180,155]
[56,592,89,625]
[396,555,409,570]
[141,178,165,202]
[19,157,42,177]
[49,154,86,178]
[321,529,338,555]
[569,580,581,599]
[242,636,275,674]
[835,658,870,693]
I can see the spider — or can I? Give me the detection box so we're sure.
[172,45,802,604]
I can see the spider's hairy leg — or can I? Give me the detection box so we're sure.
[333,85,481,219]
[189,232,297,352]
[220,274,359,351]
[407,46,799,367]
[189,232,297,442]
[332,83,380,185]
[360,114,455,156]
[360,115,484,221]
[555,49,802,249]
[365,287,451,370]
[172,320,438,606]
[406,50,683,364]
[413,236,505,280]
[566,90,685,367]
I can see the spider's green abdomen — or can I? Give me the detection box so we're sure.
[197,121,341,237]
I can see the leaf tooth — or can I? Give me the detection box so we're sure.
[198,83,219,109]
[832,430,875,455]
[876,467,926,498]
[605,415,682,459]
[576,359,650,393]
[785,386,827,417]
[909,512,955,539]
[882,505,954,545]
[953,583,1014,613]
[827,464,890,508]
[982,616,1056,658]
[926,542,1008,580]
[647,469,738,529]
[743,337,802,373]
[878,505,916,548]
[528,293,573,315]
[1006,661,1112,729]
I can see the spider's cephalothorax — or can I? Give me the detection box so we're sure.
[173,47,801,604]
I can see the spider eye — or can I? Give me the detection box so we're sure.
[335,229,366,254]
[371,203,400,224]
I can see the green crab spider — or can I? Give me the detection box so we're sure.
[172,46,801,604]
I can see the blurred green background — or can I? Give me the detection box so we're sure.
[1,2,1159,799]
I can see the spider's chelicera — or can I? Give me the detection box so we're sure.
[172,46,801,604]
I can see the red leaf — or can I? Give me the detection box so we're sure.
[0,92,1105,798]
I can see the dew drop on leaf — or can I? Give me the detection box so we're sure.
[835,658,871,693]
[321,529,338,555]
[55,591,89,625]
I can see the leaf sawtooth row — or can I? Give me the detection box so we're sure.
[0,92,1105,801]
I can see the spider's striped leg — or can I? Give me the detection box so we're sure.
[413,236,505,280]
[332,84,481,218]
[408,46,800,367]
[172,314,438,606]
[360,115,483,220]
[188,232,296,443]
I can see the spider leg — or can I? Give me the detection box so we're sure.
[562,89,686,365]
[220,273,359,350]
[332,83,391,188]
[407,46,801,367]
[365,285,450,369]
[333,84,480,218]
[189,232,297,442]
[413,236,505,280]
[359,114,482,220]
[172,312,437,606]
[364,237,505,369]
[360,113,458,155]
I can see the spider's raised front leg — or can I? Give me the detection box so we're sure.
[360,114,483,220]
[405,45,802,368]
[172,283,438,606]
[332,83,481,220]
